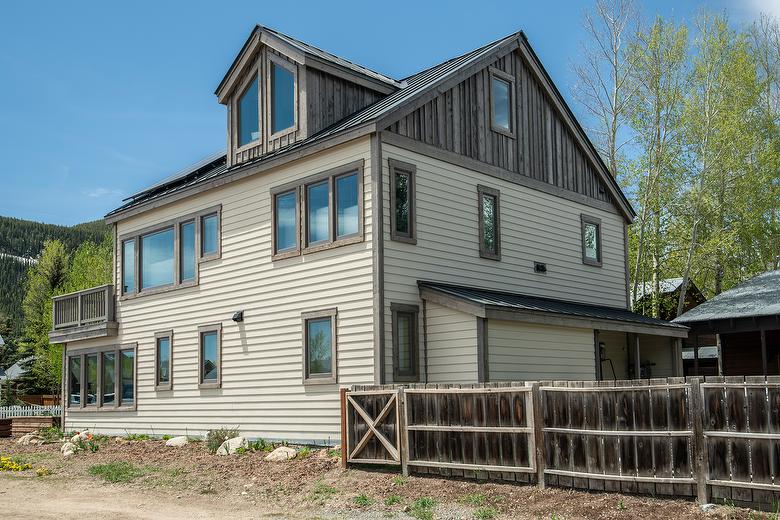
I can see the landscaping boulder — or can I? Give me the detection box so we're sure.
[16,433,43,446]
[60,441,77,457]
[70,430,90,443]
[216,436,248,456]
[264,446,297,462]
[165,436,189,447]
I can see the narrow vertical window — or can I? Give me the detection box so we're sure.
[490,69,514,135]
[199,325,221,388]
[581,215,602,267]
[85,353,98,406]
[237,76,259,146]
[274,190,298,255]
[392,304,419,382]
[201,213,219,258]
[68,356,81,407]
[101,352,116,406]
[335,173,358,239]
[390,160,416,243]
[478,185,501,260]
[271,61,295,134]
[155,332,172,390]
[122,239,135,294]
[302,309,337,384]
[120,349,135,407]
[306,181,330,245]
[180,221,196,282]
[141,228,175,289]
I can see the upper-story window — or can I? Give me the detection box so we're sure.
[478,185,501,260]
[141,228,175,290]
[389,159,417,244]
[581,214,602,267]
[237,74,260,147]
[270,59,296,135]
[490,68,514,137]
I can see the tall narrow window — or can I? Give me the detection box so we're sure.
[306,181,330,245]
[120,348,135,407]
[85,353,98,406]
[101,352,115,406]
[68,356,81,407]
[141,228,175,289]
[201,213,219,258]
[478,185,501,260]
[271,61,295,134]
[122,239,135,294]
[155,332,172,390]
[389,160,416,243]
[237,76,259,146]
[490,69,514,135]
[180,220,196,282]
[581,215,602,267]
[392,304,419,382]
[199,325,221,388]
[302,309,337,384]
[335,173,358,239]
[274,190,298,255]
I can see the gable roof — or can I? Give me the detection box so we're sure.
[108,29,635,222]
[674,270,780,324]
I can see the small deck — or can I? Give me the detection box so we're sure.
[49,284,118,343]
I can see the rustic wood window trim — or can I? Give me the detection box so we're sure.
[154,330,173,391]
[267,53,298,141]
[389,159,417,244]
[391,303,420,382]
[233,63,262,155]
[301,308,338,385]
[198,324,222,389]
[118,205,221,300]
[270,160,364,259]
[65,343,137,412]
[477,185,502,261]
[270,186,301,260]
[489,67,516,138]
[581,214,603,267]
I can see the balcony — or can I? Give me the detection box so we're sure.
[49,284,118,344]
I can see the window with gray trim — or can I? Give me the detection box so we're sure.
[389,160,416,243]
[155,331,173,391]
[302,308,338,384]
[478,185,501,260]
[581,214,602,267]
[391,304,419,382]
[489,68,515,137]
[198,324,222,389]
[66,344,136,410]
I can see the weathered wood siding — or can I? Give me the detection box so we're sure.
[385,50,613,205]
[425,302,478,383]
[487,321,596,381]
[66,138,375,442]
[305,67,384,136]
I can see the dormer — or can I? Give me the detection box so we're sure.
[216,26,401,167]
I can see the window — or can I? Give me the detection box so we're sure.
[389,160,416,243]
[272,161,363,258]
[155,331,173,390]
[302,309,337,384]
[270,60,296,135]
[490,68,514,136]
[237,74,259,147]
[391,304,419,382]
[66,344,136,410]
[120,206,220,298]
[198,324,221,389]
[122,239,135,294]
[581,214,602,267]
[478,185,501,260]
[141,227,175,290]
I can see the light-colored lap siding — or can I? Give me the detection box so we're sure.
[65,138,374,443]
[488,320,596,381]
[426,302,478,383]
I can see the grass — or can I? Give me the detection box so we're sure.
[124,433,151,441]
[88,462,156,483]
[38,426,64,443]
[206,427,240,454]
[384,495,402,506]
[617,499,627,511]
[298,446,312,458]
[460,493,487,507]
[392,475,409,486]
[354,494,372,507]
[161,435,172,441]
[308,480,338,503]
[474,507,498,520]
[327,448,341,458]
[409,497,436,520]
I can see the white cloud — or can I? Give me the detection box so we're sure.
[85,187,123,198]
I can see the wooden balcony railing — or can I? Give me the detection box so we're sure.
[52,284,115,330]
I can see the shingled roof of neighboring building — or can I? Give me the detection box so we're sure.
[673,270,780,324]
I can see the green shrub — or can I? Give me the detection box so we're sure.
[298,446,312,458]
[161,435,172,441]
[38,426,64,443]
[89,462,149,482]
[248,439,274,452]
[354,494,372,507]
[206,427,240,454]
[124,433,151,441]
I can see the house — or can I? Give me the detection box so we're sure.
[50,26,687,443]
[674,270,780,376]
[632,277,706,321]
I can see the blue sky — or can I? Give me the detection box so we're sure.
[0,0,773,225]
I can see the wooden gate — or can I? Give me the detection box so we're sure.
[344,389,401,465]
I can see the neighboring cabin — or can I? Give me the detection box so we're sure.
[50,26,687,443]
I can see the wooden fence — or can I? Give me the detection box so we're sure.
[343,377,780,508]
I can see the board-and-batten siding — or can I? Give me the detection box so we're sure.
[305,67,385,136]
[66,138,374,442]
[385,51,613,205]
[382,144,626,383]
[425,302,478,383]
[488,321,596,381]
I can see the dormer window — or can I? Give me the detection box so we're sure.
[237,74,259,147]
[270,58,296,135]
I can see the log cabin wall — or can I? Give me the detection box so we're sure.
[385,50,614,206]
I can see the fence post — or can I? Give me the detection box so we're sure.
[398,387,409,476]
[530,382,546,489]
[689,378,708,504]
[339,387,348,469]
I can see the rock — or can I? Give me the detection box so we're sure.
[165,436,189,447]
[16,433,44,446]
[216,436,248,456]
[263,446,297,462]
[62,448,75,457]
[700,503,717,513]
[70,430,90,443]
[60,441,76,453]
[28,437,44,445]
[114,436,128,444]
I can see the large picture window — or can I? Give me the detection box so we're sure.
[391,304,419,382]
[478,185,501,260]
[198,324,221,389]
[302,309,337,385]
[389,159,416,243]
[581,214,603,267]
[66,344,136,410]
